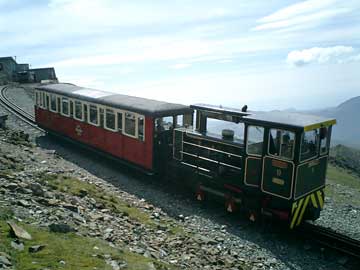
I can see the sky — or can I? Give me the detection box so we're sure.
[1,0,360,110]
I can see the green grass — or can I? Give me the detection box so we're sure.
[325,164,360,206]
[38,173,154,226]
[0,218,174,270]
[327,165,360,190]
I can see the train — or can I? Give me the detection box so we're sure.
[34,83,336,229]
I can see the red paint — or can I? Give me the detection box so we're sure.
[224,184,243,193]
[35,107,154,170]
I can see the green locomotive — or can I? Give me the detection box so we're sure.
[167,104,336,228]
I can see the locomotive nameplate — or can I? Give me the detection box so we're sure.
[272,177,285,185]
[272,159,288,169]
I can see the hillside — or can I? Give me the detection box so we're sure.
[329,144,360,177]
[313,96,360,149]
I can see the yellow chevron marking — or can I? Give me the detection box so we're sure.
[290,198,304,229]
[296,195,310,226]
[292,202,297,214]
[310,194,318,208]
[317,190,324,209]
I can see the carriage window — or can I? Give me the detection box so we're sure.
[35,92,40,106]
[156,116,173,132]
[320,127,329,155]
[246,125,264,156]
[46,94,50,109]
[105,108,116,131]
[89,104,98,125]
[125,112,136,136]
[70,100,74,117]
[50,94,57,112]
[269,129,295,160]
[42,92,46,108]
[74,101,83,120]
[117,112,123,131]
[61,97,70,116]
[39,92,43,107]
[300,129,319,161]
[138,116,145,141]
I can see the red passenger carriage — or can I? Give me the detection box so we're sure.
[34,83,193,173]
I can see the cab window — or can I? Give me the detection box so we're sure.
[300,129,318,161]
[320,127,329,155]
[269,129,295,160]
[246,125,264,156]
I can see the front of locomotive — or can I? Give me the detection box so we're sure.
[288,121,336,228]
[245,112,336,228]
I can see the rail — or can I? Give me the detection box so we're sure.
[0,85,43,131]
[298,222,360,259]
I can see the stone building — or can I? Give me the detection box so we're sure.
[0,57,17,84]
[30,67,57,83]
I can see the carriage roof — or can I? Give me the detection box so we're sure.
[36,83,193,117]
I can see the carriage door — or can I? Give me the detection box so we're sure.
[244,125,265,187]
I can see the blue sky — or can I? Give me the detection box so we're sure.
[1,0,360,110]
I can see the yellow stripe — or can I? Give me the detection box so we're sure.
[317,190,324,209]
[290,198,303,229]
[310,194,318,208]
[296,196,310,226]
[291,202,297,214]
[304,119,336,132]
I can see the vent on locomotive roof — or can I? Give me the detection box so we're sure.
[222,129,234,140]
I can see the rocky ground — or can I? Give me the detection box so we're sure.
[0,84,359,270]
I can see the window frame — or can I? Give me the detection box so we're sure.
[60,96,70,117]
[299,129,320,162]
[267,128,296,161]
[137,115,145,141]
[246,125,265,157]
[124,111,137,138]
[104,106,117,132]
[73,100,84,121]
[49,93,58,113]
[87,103,100,127]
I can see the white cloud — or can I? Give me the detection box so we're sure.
[254,0,352,31]
[169,63,191,69]
[286,46,355,66]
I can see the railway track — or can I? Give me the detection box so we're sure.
[0,85,43,131]
[1,84,360,262]
[298,222,360,259]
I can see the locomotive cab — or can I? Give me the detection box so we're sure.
[172,104,336,228]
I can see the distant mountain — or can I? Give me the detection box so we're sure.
[310,96,360,149]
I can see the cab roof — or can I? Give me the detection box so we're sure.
[36,83,193,117]
[191,104,336,132]
[244,111,336,131]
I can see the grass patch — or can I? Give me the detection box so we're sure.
[327,165,360,190]
[0,219,175,270]
[326,164,360,206]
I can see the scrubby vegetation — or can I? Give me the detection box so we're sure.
[329,144,360,177]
